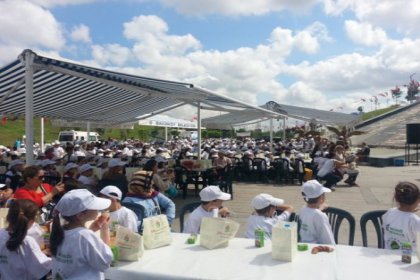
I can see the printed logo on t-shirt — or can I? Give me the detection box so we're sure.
[56,252,73,264]
[301,223,308,232]
[0,255,7,264]
[385,224,406,250]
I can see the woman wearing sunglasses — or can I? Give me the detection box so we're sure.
[13,165,64,208]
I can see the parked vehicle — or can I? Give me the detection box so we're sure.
[58,130,99,145]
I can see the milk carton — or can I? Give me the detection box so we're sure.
[272,221,297,262]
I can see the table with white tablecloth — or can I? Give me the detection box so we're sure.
[105,233,419,280]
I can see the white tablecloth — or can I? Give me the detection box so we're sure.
[105,233,419,280]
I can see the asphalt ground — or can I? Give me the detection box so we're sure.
[171,164,420,247]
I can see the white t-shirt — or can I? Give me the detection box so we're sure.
[298,206,335,245]
[244,211,291,240]
[52,227,113,280]
[109,206,139,233]
[317,159,335,178]
[183,205,213,234]
[383,207,420,250]
[0,229,51,280]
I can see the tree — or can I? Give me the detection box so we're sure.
[405,73,419,103]
[326,125,365,142]
[391,86,402,104]
[357,106,364,114]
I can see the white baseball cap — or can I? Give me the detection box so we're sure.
[0,183,7,189]
[251,193,284,210]
[301,180,331,199]
[64,162,79,173]
[99,185,122,200]
[199,185,231,202]
[80,163,93,173]
[41,159,56,168]
[8,159,24,170]
[108,158,127,168]
[55,189,111,217]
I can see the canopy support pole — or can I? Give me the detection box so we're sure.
[165,126,168,143]
[24,51,34,164]
[197,102,201,160]
[282,117,286,141]
[87,121,91,143]
[40,118,44,153]
[269,118,273,152]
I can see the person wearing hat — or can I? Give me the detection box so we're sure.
[100,158,128,196]
[299,180,335,245]
[14,165,65,208]
[244,194,293,240]
[183,186,231,234]
[123,171,175,226]
[41,159,60,178]
[5,159,25,191]
[53,140,65,159]
[63,162,80,182]
[50,189,113,279]
[78,163,98,192]
[99,185,139,233]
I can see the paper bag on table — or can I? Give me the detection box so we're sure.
[142,214,172,249]
[272,221,298,262]
[200,217,240,250]
[0,208,8,229]
[115,226,144,261]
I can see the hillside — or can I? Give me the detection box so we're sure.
[352,102,420,147]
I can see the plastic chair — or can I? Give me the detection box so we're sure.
[179,201,201,233]
[360,210,386,248]
[323,207,356,245]
[121,201,146,233]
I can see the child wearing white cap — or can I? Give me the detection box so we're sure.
[183,185,231,234]
[244,194,293,240]
[99,185,139,233]
[50,189,113,279]
[299,180,335,245]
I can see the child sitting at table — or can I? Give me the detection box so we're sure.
[50,189,113,279]
[99,185,139,233]
[0,199,51,279]
[183,185,231,234]
[383,181,420,250]
[244,193,293,240]
[299,180,335,245]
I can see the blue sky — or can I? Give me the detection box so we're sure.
[0,0,419,120]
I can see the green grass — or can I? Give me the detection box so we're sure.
[0,118,165,147]
[360,105,400,121]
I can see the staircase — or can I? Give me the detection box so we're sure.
[352,102,420,147]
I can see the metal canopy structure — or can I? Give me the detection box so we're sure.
[0,49,284,162]
[202,101,359,129]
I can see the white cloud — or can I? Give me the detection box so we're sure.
[70,24,92,43]
[90,16,330,107]
[324,0,420,35]
[158,0,319,16]
[91,44,132,66]
[345,20,388,47]
[0,0,65,62]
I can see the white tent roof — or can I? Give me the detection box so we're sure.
[202,101,359,129]
[0,49,283,127]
